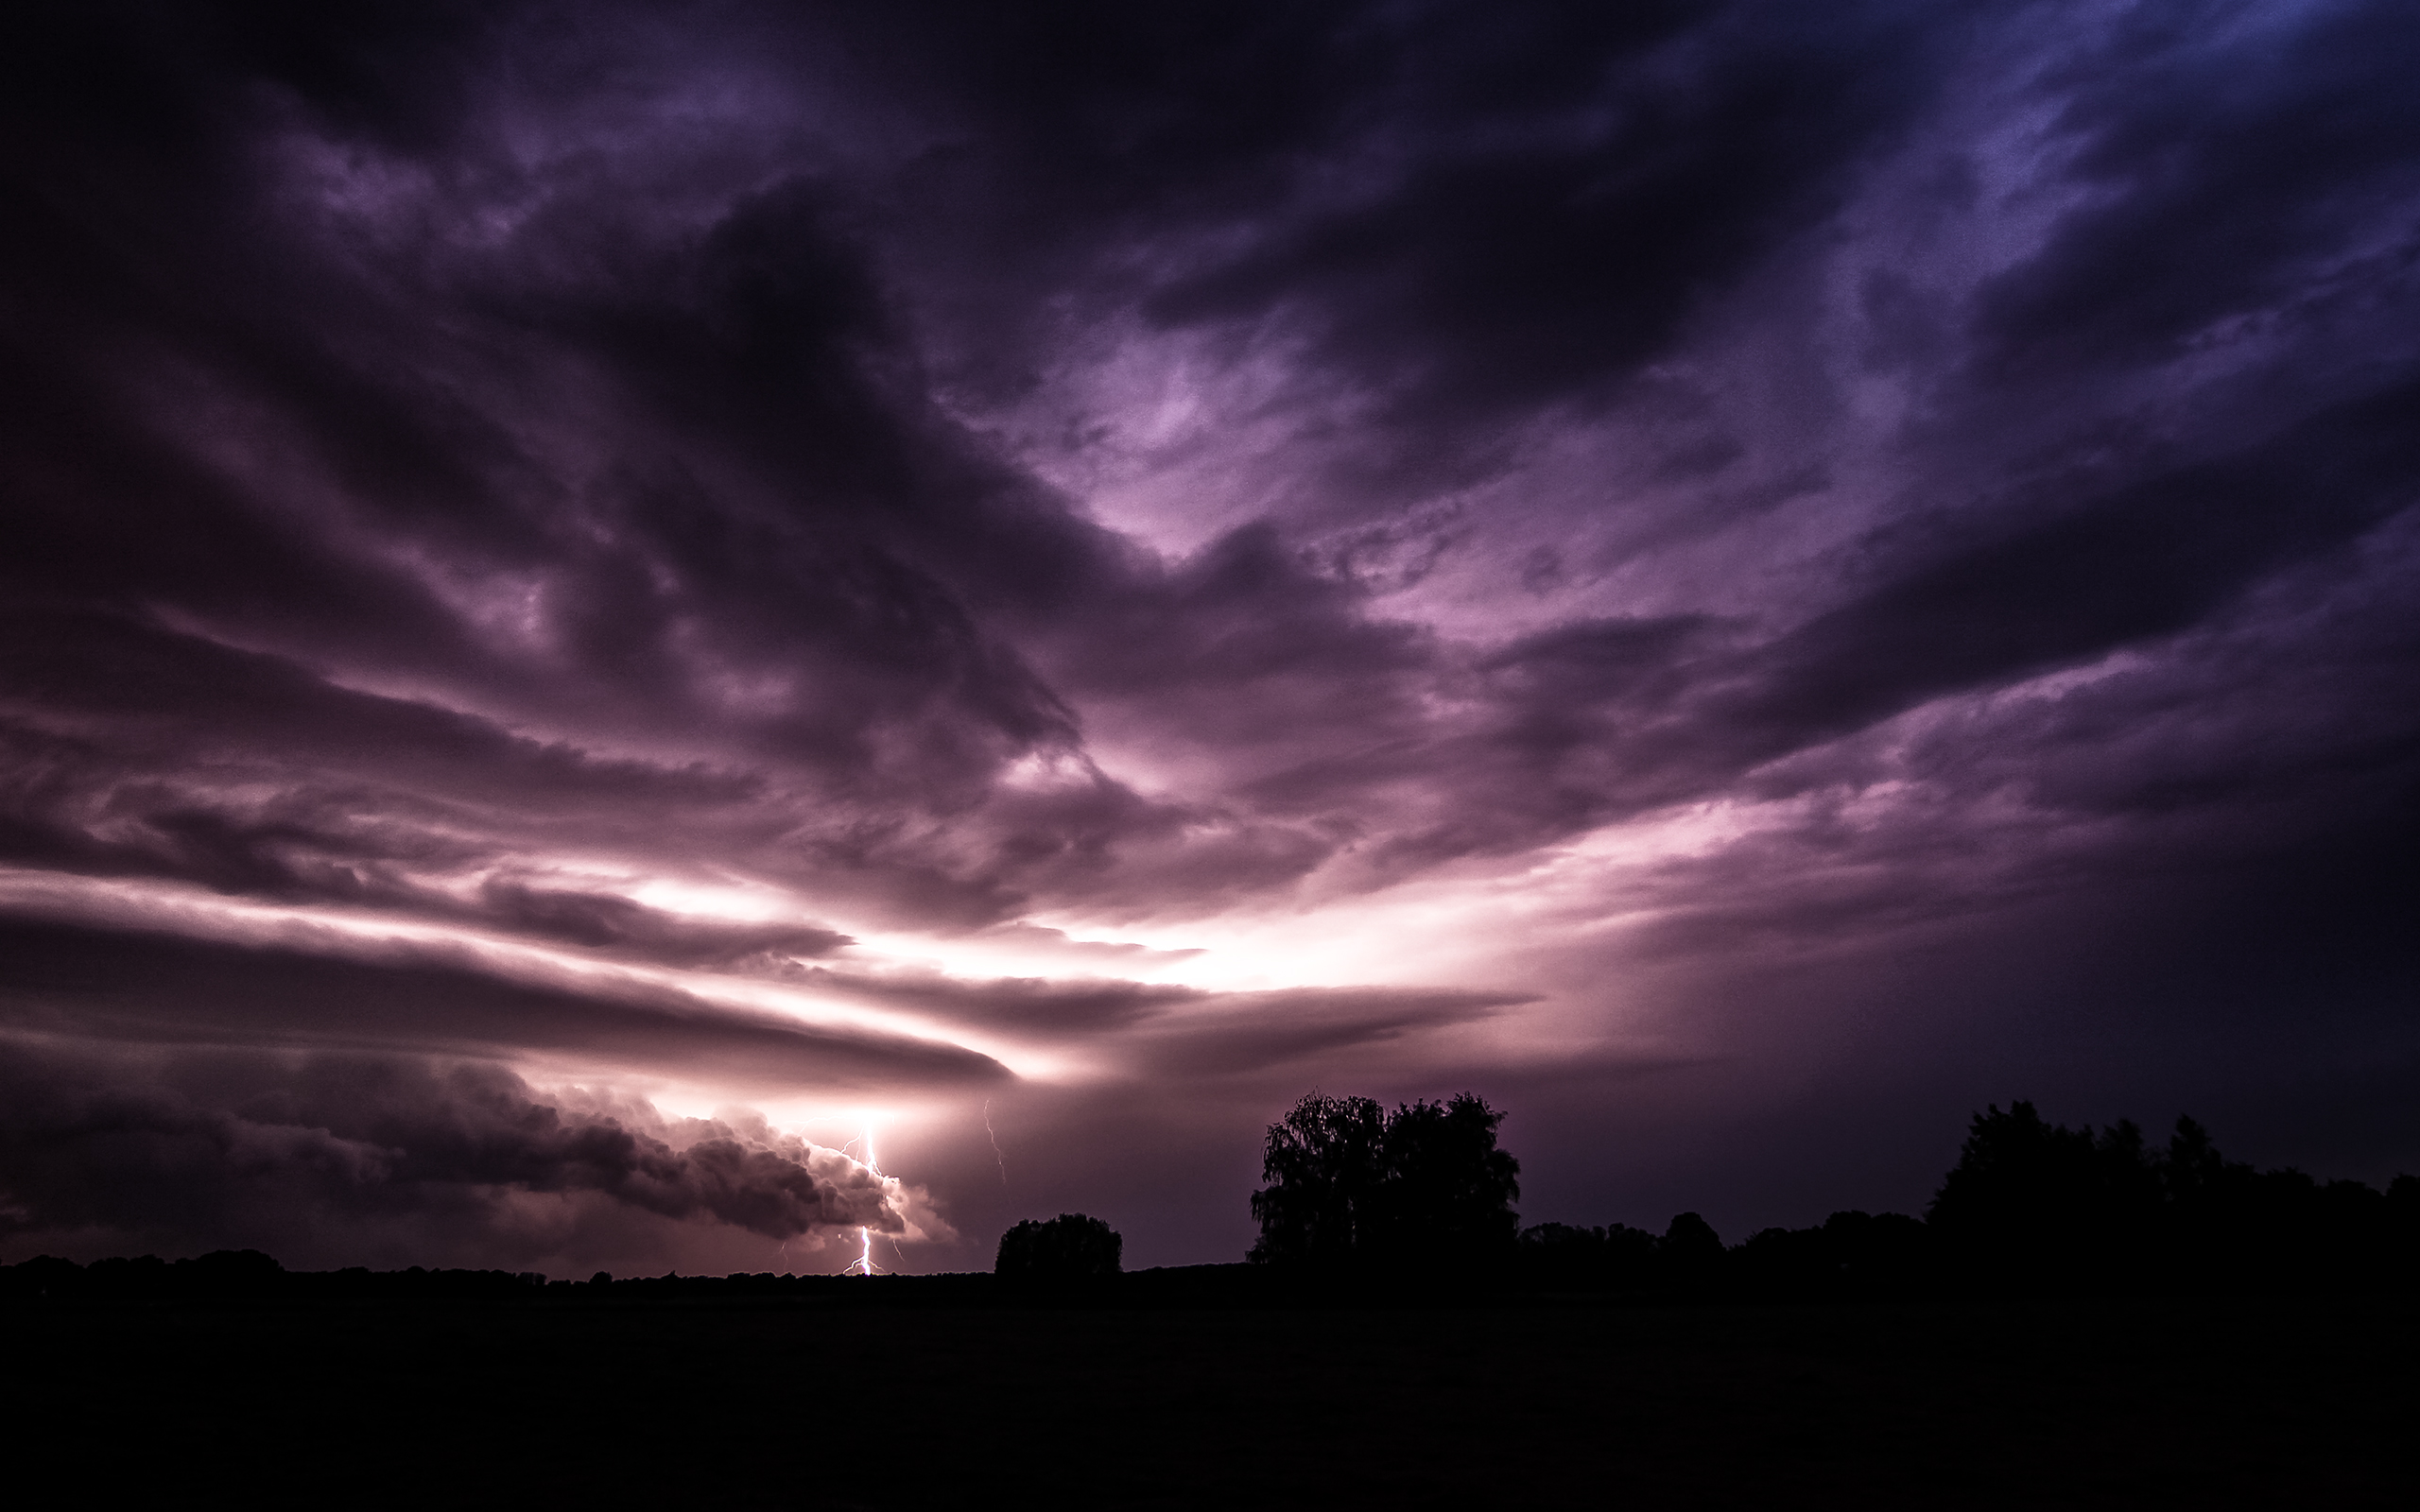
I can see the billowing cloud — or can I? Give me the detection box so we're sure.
[0,1039,933,1271]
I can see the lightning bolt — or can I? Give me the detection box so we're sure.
[983,1098,1008,1185]
[841,1125,883,1277]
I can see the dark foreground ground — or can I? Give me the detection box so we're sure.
[6,1289,2413,1508]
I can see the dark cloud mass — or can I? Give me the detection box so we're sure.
[2,0,2416,1269]
[0,1040,917,1271]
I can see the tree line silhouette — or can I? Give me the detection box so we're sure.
[1235,1091,2418,1298]
[7,1095,2415,1302]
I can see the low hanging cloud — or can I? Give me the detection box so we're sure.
[0,1040,925,1266]
[0,913,1008,1094]
[780,963,1532,1073]
[474,880,853,967]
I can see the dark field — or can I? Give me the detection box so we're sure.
[6,1292,2414,1508]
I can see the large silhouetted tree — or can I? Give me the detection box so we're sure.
[1249,1091,1518,1274]
[1247,1092,1388,1267]
[1371,1094,1525,1265]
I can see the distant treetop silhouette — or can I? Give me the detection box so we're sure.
[1250,1090,1519,1274]
[995,1213,1122,1280]
[1925,1100,2419,1294]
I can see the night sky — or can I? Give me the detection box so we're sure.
[4,0,2416,1276]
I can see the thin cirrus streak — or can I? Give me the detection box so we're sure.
[1,0,2416,1274]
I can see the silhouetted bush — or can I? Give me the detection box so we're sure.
[1515,1213,1776,1297]
[995,1213,1123,1281]
[84,1254,170,1297]
[177,1248,285,1298]
[1729,1211,1934,1300]
[1515,1221,1662,1291]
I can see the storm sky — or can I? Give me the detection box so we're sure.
[4,0,2416,1274]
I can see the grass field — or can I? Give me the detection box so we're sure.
[7,1291,2413,1507]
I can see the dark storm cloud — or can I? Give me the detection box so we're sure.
[0,1039,907,1261]
[857,4,1959,436]
[3,0,2418,1268]
[839,0,2420,892]
[1970,0,2420,375]
[0,610,758,812]
[1738,381,2420,735]
[1132,2,1950,427]
[0,5,1096,809]
[0,610,883,964]
[9,0,2399,916]
[1278,365,2420,878]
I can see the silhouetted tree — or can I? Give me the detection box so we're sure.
[1658,1211,1724,1293]
[173,1248,285,1298]
[1921,1101,2420,1297]
[1821,1210,1931,1295]
[995,1212,1122,1280]
[1927,1101,2169,1291]
[1518,1223,1602,1287]
[1370,1094,1524,1266]
[86,1255,169,1297]
[1730,1211,1934,1299]
[2160,1115,2232,1202]
[1249,1090,1519,1275]
[1247,1092,1388,1269]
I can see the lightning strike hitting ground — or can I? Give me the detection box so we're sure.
[842,1128,882,1277]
